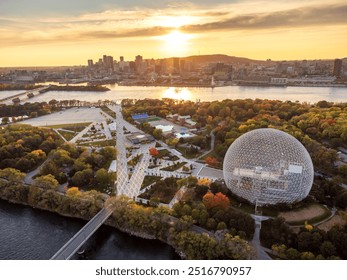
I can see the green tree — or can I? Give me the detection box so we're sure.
[30,111,38,118]
[152,128,163,140]
[71,168,93,187]
[95,168,116,189]
[320,241,337,257]
[33,174,59,190]
[0,168,25,183]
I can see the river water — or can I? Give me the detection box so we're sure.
[4,84,346,104]
[0,200,178,260]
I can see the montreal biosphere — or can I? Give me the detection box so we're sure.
[223,128,314,205]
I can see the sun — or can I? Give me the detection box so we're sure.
[159,30,193,55]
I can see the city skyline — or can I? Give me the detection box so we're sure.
[0,0,347,66]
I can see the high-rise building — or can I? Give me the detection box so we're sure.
[333,59,343,78]
[129,61,136,72]
[120,56,124,62]
[87,59,93,68]
[135,55,144,73]
[135,55,143,64]
[173,57,180,74]
[107,56,114,72]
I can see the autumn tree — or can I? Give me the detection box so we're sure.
[66,187,82,197]
[149,147,159,156]
[166,138,179,147]
[205,156,219,167]
[203,192,230,210]
[198,178,212,187]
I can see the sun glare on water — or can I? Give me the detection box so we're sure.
[162,87,192,101]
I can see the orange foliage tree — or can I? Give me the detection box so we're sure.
[149,147,159,156]
[205,156,219,167]
[203,192,230,210]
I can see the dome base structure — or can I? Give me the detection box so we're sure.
[223,128,314,205]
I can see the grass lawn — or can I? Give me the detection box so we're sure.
[141,175,162,189]
[155,149,180,161]
[161,161,187,172]
[57,129,76,141]
[156,149,170,158]
[175,146,203,159]
[44,122,92,132]
[78,139,116,147]
[138,177,180,204]
[279,203,332,226]
[137,116,161,123]
[101,106,116,118]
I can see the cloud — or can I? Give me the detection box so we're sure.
[182,4,347,32]
[79,26,172,40]
[1,1,346,47]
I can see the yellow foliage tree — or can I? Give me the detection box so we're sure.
[304,221,313,231]
[66,187,81,197]
[198,178,212,187]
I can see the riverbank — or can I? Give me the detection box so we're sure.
[0,178,255,260]
[0,199,177,260]
[48,85,110,92]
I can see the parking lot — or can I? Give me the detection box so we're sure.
[20,107,107,126]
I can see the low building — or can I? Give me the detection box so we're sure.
[108,160,117,172]
[126,132,154,144]
[166,114,197,128]
[109,122,117,132]
[131,113,149,123]
[155,124,174,134]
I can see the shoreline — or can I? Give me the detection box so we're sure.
[1,83,347,91]
[0,195,179,259]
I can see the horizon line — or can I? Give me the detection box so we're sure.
[0,53,346,69]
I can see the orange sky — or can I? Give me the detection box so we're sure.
[0,0,346,66]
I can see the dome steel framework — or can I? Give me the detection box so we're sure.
[223,128,314,205]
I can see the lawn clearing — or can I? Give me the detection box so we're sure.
[279,204,331,225]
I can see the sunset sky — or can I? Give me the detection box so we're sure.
[0,0,346,66]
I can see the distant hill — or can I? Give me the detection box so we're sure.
[180,54,273,66]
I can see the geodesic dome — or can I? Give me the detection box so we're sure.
[223,128,314,205]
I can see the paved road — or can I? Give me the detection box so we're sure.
[111,105,129,195]
[102,120,112,139]
[24,154,54,184]
[251,215,272,260]
[70,122,95,144]
[125,144,155,198]
[50,205,114,260]
[197,130,215,160]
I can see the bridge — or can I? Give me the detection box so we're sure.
[50,205,114,260]
[0,86,50,104]
[50,104,155,260]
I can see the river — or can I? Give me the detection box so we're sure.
[3,84,346,104]
[0,199,178,260]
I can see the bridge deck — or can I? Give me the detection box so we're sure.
[50,205,114,260]
[0,86,50,103]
